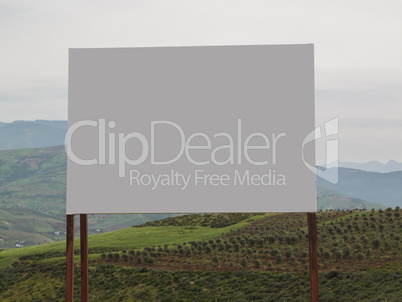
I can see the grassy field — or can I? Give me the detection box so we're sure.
[0,213,266,267]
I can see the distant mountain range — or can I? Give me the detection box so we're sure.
[327,160,402,173]
[317,167,402,208]
[0,120,67,150]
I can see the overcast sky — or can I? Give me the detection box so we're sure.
[0,0,401,163]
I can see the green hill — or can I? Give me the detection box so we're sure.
[0,208,63,249]
[0,145,392,250]
[0,145,67,216]
[0,120,67,150]
[0,210,400,301]
[0,146,390,216]
[0,146,175,248]
[317,186,386,210]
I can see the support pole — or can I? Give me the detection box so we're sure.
[66,214,75,302]
[308,212,319,302]
[80,214,89,302]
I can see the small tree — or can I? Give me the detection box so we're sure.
[356,252,365,261]
[300,250,308,259]
[343,246,351,258]
[254,259,261,268]
[275,254,282,264]
[285,250,293,259]
[334,249,343,260]
[271,249,280,257]
[241,258,247,268]
[323,251,331,260]
[372,238,381,249]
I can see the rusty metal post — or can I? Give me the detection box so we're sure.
[66,214,75,302]
[80,214,89,302]
[308,212,319,301]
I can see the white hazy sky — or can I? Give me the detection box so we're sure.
[0,0,401,163]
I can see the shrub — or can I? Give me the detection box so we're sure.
[323,251,331,260]
[285,250,293,259]
[275,254,282,264]
[271,249,280,257]
[334,250,343,260]
[241,258,247,268]
[372,238,381,249]
[343,246,351,258]
[356,252,365,261]
[113,253,120,261]
[253,259,261,268]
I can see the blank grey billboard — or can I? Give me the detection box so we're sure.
[67,44,316,214]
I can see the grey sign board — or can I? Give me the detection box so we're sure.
[67,44,316,214]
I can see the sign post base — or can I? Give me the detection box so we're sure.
[80,214,89,302]
[66,214,74,302]
[308,212,319,301]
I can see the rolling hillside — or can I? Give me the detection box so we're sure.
[0,208,64,249]
[0,146,390,216]
[0,145,66,216]
[0,146,175,248]
[0,145,396,249]
[0,211,400,301]
[316,186,386,210]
